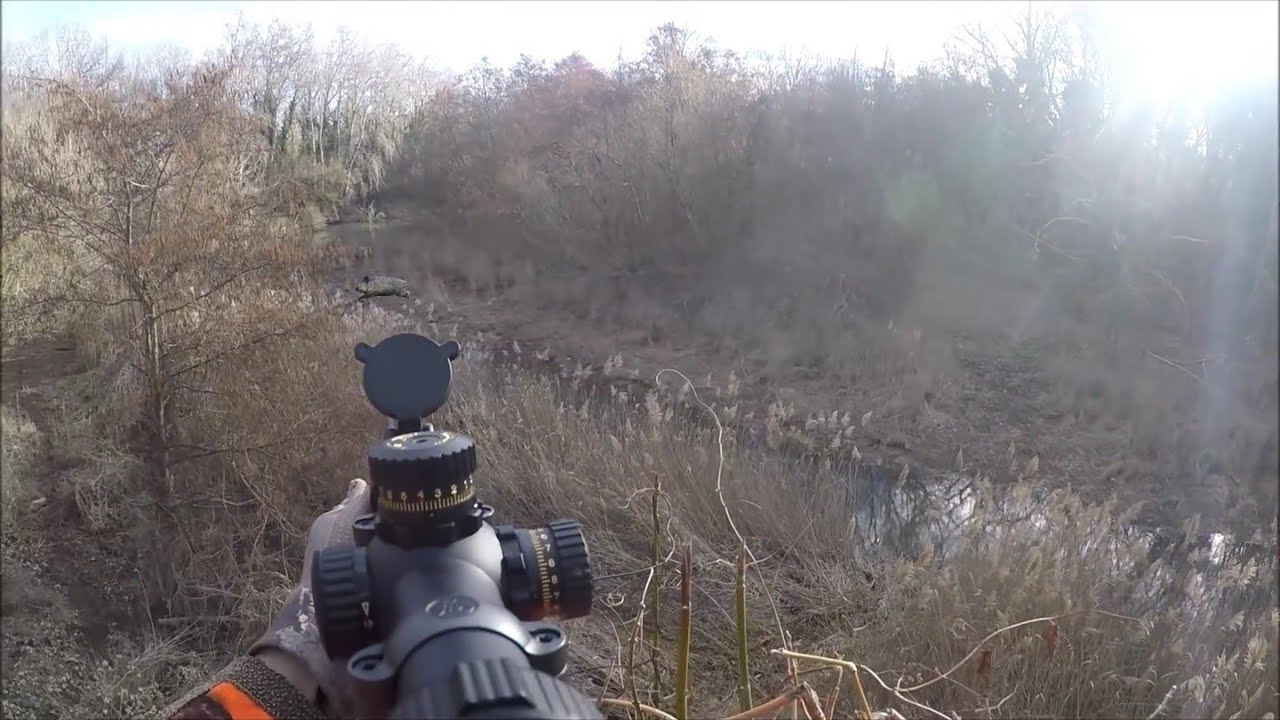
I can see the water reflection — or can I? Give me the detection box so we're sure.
[834,454,1274,619]
[840,462,976,558]
[840,457,1262,571]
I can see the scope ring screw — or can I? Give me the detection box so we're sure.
[353,514,377,546]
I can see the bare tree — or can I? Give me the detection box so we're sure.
[3,64,327,514]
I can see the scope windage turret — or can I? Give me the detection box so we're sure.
[308,333,599,720]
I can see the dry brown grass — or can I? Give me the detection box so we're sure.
[2,14,1276,720]
[0,404,41,531]
[3,288,1276,719]
[421,341,1278,719]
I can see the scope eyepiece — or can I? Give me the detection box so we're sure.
[368,430,481,547]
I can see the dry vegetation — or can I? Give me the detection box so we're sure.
[381,18,1279,534]
[1,11,1276,720]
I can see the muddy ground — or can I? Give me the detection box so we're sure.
[324,209,1260,538]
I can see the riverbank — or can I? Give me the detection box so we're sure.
[323,211,1268,542]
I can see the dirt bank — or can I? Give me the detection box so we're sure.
[323,212,1264,537]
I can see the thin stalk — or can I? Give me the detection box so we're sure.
[649,481,664,695]
[736,541,753,713]
[674,543,693,720]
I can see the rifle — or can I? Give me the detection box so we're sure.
[312,333,603,719]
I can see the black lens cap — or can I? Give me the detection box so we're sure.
[354,334,461,421]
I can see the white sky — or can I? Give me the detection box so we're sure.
[2,1,1277,111]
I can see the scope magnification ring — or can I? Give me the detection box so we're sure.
[497,520,592,622]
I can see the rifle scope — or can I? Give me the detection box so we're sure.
[311,333,602,719]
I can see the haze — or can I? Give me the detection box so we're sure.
[3,0,1277,114]
[3,0,1279,716]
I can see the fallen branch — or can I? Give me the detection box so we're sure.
[770,649,876,720]
[1144,349,1202,384]
[724,684,810,720]
[599,698,679,720]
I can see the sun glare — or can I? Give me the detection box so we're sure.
[1079,1,1279,115]
[2,0,1275,121]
